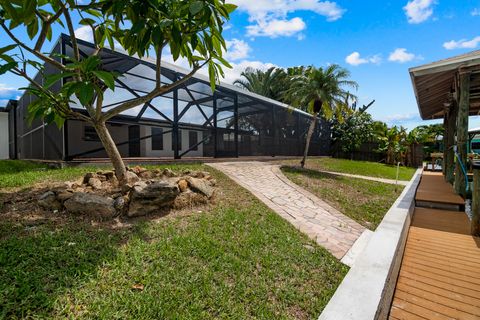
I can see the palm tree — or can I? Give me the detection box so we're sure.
[285,65,358,168]
[233,67,287,101]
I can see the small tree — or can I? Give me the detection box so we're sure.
[332,111,375,159]
[285,65,358,168]
[0,0,236,184]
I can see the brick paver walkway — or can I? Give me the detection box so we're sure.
[208,161,367,259]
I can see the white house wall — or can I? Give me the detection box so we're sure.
[68,120,129,158]
[141,125,204,157]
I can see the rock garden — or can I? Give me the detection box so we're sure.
[37,166,216,220]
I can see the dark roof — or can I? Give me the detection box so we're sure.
[409,50,480,120]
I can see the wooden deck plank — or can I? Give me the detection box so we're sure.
[415,174,465,206]
[390,305,429,320]
[395,290,478,320]
[389,199,480,319]
[391,297,452,320]
[396,282,480,316]
[397,277,480,308]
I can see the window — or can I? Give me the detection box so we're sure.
[172,130,182,150]
[472,142,480,152]
[151,127,163,150]
[84,125,100,141]
[189,131,198,151]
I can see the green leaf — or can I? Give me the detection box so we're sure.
[223,4,237,14]
[0,62,17,75]
[208,62,216,92]
[26,18,39,39]
[77,83,94,106]
[0,44,18,55]
[44,72,76,89]
[92,70,115,90]
[189,1,203,15]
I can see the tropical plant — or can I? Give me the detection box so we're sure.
[377,126,408,165]
[332,110,376,159]
[233,67,287,101]
[285,65,358,168]
[0,0,236,184]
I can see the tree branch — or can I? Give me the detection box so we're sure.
[34,8,64,52]
[62,5,80,62]
[12,67,90,122]
[102,60,208,121]
[0,22,67,71]
[155,44,165,89]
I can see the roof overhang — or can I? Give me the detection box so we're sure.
[409,50,480,120]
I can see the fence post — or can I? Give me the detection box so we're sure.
[472,162,480,236]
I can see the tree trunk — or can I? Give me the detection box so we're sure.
[94,121,128,184]
[300,111,319,168]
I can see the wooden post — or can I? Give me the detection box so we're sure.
[454,71,470,197]
[445,103,456,183]
[442,113,448,176]
[472,162,480,236]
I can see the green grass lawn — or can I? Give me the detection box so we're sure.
[282,167,402,230]
[0,160,204,189]
[0,161,348,319]
[280,158,416,181]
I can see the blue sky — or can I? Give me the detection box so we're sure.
[1,0,480,129]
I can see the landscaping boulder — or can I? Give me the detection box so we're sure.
[88,177,102,189]
[38,191,62,211]
[173,190,208,209]
[64,192,116,219]
[125,171,140,184]
[177,179,188,192]
[186,177,215,198]
[128,181,180,217]
[56,191,73,203]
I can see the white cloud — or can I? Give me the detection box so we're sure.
[380,112,420,125]
[472,8,480,16]
[0,84,22,100]
[403,0,436,24]
[345,52,381,66]
[231,0,345,38]
[443,36,480,50]
[225,39,251,61]
[388,48,418,63]
[74,25,94,42]
[221,60,278,84]
[246,17,306,38]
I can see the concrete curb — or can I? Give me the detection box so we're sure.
[318,168,423,320]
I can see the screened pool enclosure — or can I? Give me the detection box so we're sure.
[8,35,331,161]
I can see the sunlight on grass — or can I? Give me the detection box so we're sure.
[0,161,348,319]
[282,166,402,230]
[281,158,416,181]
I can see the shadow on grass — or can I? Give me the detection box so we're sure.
[0,219,145,319]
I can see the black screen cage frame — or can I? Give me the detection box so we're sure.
[8,34,331,161]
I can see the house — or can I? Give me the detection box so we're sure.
[6,34,331,161]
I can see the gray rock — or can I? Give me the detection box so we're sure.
[128,181,180,217]
[57,191,74,202]
[162,168,176,177]
[113,196,126,211]
[186,177,215,198]
[64,192,116,219]
[88,177,102,189]
[125,171,140,184]
[38,191,62,211]
[83,172,98,184]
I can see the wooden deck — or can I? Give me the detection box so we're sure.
[389,208,480,319]
[415,172,465,211]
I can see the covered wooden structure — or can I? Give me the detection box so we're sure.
[410,50,480,235]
